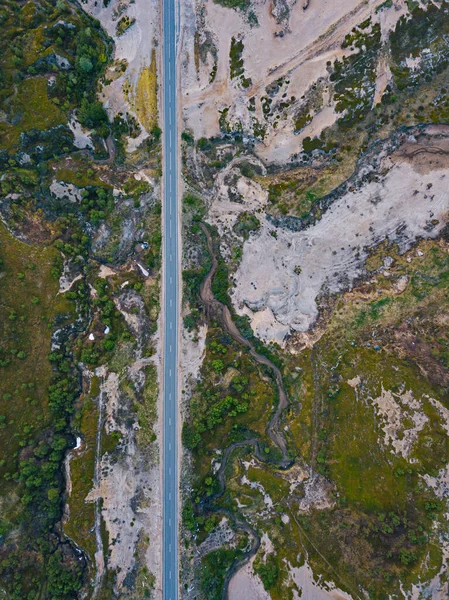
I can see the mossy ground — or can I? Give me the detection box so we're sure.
[129,50,158,133]
[0,77,66,151]
[183,178,449,599]
[184,323,278,485]
[64,394,98,561]
[0,222,59,498]
[200,235,449,598]
[53,161,111,188]
[0,0,161,596]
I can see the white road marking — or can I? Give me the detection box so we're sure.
[163,4,180,597]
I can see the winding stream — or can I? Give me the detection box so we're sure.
[198,223,293,599]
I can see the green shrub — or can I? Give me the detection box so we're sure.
[255,556,279,590]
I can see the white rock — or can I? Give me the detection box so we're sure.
[68,116,94,150]
[137,263,149,277]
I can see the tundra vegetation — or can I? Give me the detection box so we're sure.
[181,1,449,598]
[0,1,161,598]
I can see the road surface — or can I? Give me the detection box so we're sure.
[162,0,179,596]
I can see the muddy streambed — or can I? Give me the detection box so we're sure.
[197,223,293,599]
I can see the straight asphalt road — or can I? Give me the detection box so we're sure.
[162,0,179,595]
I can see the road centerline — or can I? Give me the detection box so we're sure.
[162,0,179,596]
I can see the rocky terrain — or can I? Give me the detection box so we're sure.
[232,125,449,343]
[0,1,162,598]
[180,1,449,599]
[3,0,449,599]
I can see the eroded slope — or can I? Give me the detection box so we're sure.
[0,1,162,598]
[180,1,449,599]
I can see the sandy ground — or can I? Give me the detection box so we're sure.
[58,259,82,294]
[370,388,428,460]
[423,468,449,500]
[229,550,352,600]
[181,0,408,162]
[83,0,159,135]
[50,179,82,203]
[181,324,208,382]
[85,356,162,596]
[179,2,449,598]
[289,561,353,600]
[68,114,94,149]
[228,556,271,600]
[72,2,163,593]
[231,131,449,343]
[207,161,268,240]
